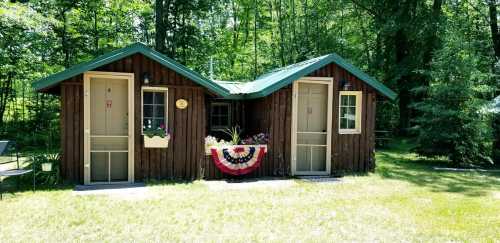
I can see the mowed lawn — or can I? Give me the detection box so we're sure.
[1,139,499,242]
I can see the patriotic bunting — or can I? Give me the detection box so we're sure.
[210,145,267,175]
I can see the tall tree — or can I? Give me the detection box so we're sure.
[155,0,166,53]
[489,0,500,59]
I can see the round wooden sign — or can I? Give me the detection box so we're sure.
[176,99,188,109]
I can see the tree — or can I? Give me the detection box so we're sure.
[415,29,494,166]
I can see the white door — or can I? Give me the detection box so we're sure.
[84,72,134,185]
[292,78,332,175]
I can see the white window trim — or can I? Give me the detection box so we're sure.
[338,91,362,134]
[141,86,168,135]
[210,102,232,131]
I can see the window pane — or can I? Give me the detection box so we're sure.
[340,107,348,118]
[144,105,153,117]
[349,95,356,106]
[340,118,347,129]
[219,115,229,126]
[348,119,355,129]
[349,107,356,116]
[154,93,164,105]
[143,92,153,104]
[341,96,349,106]
[143,118,153,129]
[155,105,165,118]
[213,116,221,127]
[213,105,220,115]
[153,119,165,129]
[210,103,231,129]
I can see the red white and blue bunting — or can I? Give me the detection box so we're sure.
[210,145,267,175]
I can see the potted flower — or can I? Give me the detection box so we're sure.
[205,136,234,155]
[143,124,171,148]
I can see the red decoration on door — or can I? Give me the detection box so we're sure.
[106,100,112,108]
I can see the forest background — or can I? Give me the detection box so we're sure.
[1,0,498,165]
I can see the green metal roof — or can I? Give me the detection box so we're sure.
[33,43,231,97]
[234,54,396,100]
[34,42,396,100]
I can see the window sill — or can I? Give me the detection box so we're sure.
[338,130,361,135]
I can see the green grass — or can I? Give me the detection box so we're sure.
[1,139,499,242]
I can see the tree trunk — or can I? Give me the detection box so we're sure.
[231,0,239,69]
[277,0,286,66]
[0,74,13,128]
[62,11,70,67]
[489,0,500,164]
[489,0,500,59]
[155,0,166,53]
[253,0,258,78]
[395,29,411,133]
[94,6,99,56]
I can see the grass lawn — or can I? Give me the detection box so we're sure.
[1,139,499,242]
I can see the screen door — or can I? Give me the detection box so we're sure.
[292,80,332,175]
[84,72,134,184]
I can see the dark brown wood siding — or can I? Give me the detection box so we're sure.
[305,63,377,173]
[58,56,377,183]
[203,62,378,178]
[201,87,293,179]
[59,54,207,183]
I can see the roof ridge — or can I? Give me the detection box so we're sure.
[34,43,396,100]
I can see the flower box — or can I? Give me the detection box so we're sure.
[144,135,170,148]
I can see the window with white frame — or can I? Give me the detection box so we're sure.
[142,87,168,132]
[210,102,231,131]
[339,91,362,134]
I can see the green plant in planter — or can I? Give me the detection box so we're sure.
[143,124,170,138]
[31,152,60,185]
[222,125,242,145]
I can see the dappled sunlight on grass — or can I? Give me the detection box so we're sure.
[1,138,499,241]
[376,138,500,197]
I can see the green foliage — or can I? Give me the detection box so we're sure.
[222,126,242,145]
[143,126,169,138]
[493,114,500,164]
[30,152,61,185]
[414,29,494,167]
[0,0,498,161]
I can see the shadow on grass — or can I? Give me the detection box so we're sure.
[0,178,74,200]
[143,179,196,186]
[376,138,500,197]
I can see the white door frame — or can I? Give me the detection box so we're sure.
[291,77,333,176]
[83,71,135,185]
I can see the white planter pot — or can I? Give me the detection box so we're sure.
[205,147,213,155]
[41,162,52,172]
[144,135,169,148]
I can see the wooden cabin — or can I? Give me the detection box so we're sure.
[34,43,396,184]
